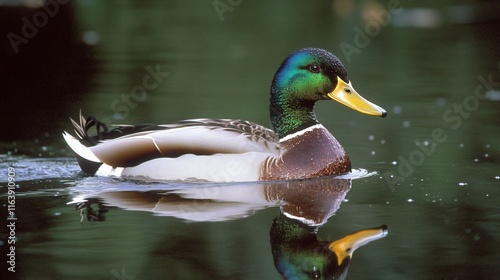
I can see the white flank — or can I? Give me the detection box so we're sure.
[279,124,323,142]
[120,152,270,182]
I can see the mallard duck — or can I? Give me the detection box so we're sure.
[63,48,386,182]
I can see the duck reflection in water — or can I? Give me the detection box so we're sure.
[267,176,387,280]
[271,214,387,280]
[69,174,387,279]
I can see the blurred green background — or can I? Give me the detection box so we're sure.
[1,0,499,279]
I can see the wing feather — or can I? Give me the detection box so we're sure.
[88,119,281,167]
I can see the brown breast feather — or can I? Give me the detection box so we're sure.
[260,126,351,180]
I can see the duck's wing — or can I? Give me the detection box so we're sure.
[74,118,281,168]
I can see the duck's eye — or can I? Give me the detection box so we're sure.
[308,64,321,73]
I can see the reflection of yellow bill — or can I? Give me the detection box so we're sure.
[329,225,388,265]
[327,76,387,117]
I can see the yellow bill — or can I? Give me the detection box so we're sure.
[329,225,388,265]
[327,76,387,117]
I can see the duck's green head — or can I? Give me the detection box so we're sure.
[270,48,387,138]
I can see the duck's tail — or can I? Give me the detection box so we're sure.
[63,111,104,174]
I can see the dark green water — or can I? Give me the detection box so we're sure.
[1,1,500,279]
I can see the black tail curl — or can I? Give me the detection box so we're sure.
[70,111,110,147]
[67,111,174,175]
